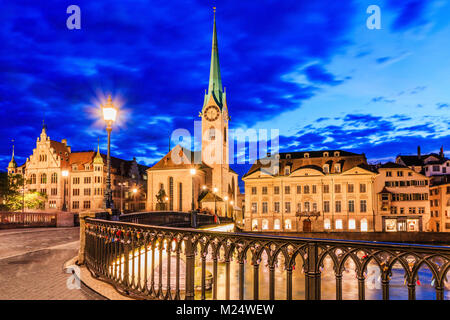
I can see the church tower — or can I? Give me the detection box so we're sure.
[200,8,230,198]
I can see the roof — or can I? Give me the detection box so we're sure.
[379,162,409,169]
[149,145,211,171]
[397,153,445,166]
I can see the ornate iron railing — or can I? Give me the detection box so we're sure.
[0,211,56,229]
[84,217,450,300]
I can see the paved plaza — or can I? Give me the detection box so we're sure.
[0,227,104,300]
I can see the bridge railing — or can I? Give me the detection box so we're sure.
[0,211,56,229]
[83,218,450,300]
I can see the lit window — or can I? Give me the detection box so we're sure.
[361,219,368,232]
[285,219,292,230]
[252,219,258,231]
[274,219,280,230]
[324,219,331,230]
[262,219,269,230]
[335,219,343,230]
[348,219,356,230]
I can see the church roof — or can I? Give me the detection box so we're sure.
[149,145,211,171]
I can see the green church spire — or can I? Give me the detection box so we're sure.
[205,7,224,109]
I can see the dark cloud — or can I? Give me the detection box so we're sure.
[437,103,449,109]
[387,0,430,31]
[303,64,343,86]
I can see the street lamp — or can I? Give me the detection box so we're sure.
[118,181,127,214]
[213,187,218,215]
[101,95,117,210]
[190,168,196,211]
[61,170,69,211]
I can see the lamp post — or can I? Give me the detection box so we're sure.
[213,187,218,215]
[101,95,117,210]
[190,168,196,211]
[62,170,69,211]
[118,181,127,214]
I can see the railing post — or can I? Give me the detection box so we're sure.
[305,242,321,300]
[184,236,195,300]
[407,283,416,300]
[77,211,96,265]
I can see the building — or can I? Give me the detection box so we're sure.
[429,177,450,232]
[396,146,448,177]
[242,150,377,232]
[146,11,239,216]
[374,162,431,232]
[7,125,149,212]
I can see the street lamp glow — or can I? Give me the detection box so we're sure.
[230,201,234,205]
[224,196,228,201]
[202,185,206,190]
[213,187,218,193]
[133,188,138,193]
[190,168,196,175]
[62,170,69,177]
[102,95,117,122]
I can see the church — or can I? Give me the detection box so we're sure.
[146,11,239,217]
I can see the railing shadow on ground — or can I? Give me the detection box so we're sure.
[83,217,450,300]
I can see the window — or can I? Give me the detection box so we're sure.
[49,200,57,208]
[285,219,292,230]
[84,177,91,184]
[348,219,356,230]
[209,127,215,140]
[285,167,290,175]
[386,171,392,177]
[297,203,301,213]
[274,219,280,230]
[274,186,280,194]
[312,185,317,194]
[84,164,90,170]
[323,185,329,193]
[251,187,257,195]
[360,183,366,193]
[30,174,36,184]
[84,188,91,196]
[335,201,341,213]
[262,219,269,230]
[324,201,330,213]
[348,200,355,212]
[285,186,290,194]
[178,183,183,211]
[51,173,58,184]
[397,171,403,177]
[40,173,47,184]
[262,202,268,214]
[274,202,280,213]
[324,219,331,230]
[40,188,47,195]
[51,188,58,196]
[169,177,174,211]
[73,189,80,196]
[304,185,310,194]
[304,202,310,212]
[433,165,440,172]
[72,201,79,209]
[262,186,267,195]
[296,185,301,194]
[83,201,91,209]
[361,219,368,232]
[335,164,341,173]
[73,177,80,184]
[335,219,343,230]
[251,202,257,214]
[252,219,258,231]
[323,165,329,173]
[285,202,291,213]
[360,200,367,213]
[313,202,317,212]
[348,184,354,193]
[335,184,341,193]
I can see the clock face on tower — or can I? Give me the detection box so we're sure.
[204,105,220,122]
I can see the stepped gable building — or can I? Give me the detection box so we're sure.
[146,11,239,215]
[7,125,149,212]
[242,150,378,232]
[374,162,430,232]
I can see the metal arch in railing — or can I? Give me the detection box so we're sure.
[83,218,450,301]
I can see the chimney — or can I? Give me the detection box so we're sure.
[439,146,444,158]
[417,146,421,159]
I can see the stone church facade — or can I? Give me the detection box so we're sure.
[146,13,239,216]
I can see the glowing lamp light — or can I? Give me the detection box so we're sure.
[224,196,228,201]
[190,168,196,175]
[62,170,69,177]
[230,201,234,205]
[202,185,206,190]
[102,95,117,122]
[213,187,218,193]
[133,188,138,193]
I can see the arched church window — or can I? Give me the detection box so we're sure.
[30,174,36,184]
[209,127,215,141]
[224,127,227,142]
[40,173,47,184]
[51,173,58,184]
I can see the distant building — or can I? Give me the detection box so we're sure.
[396,146,448,177]
[374,162,430,232]
[7,125,148,212]
[242,150,377,232]
[429,178,450,232]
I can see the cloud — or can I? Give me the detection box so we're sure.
[387,0,430,31]
[436,102,449,109]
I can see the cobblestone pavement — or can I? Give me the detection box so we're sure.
[0,227,104,300]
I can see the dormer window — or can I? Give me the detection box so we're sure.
[273,166,279,175]
[84,164,90,170]
[286,154,291,159]
[323,164,329,173]
[304,153,309,158]
[323,152,329,157]
[285,166,290,175]
[72,165,78,171]
[335,163,341,173]
[334,151,340,157]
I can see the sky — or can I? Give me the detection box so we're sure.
[1,0,450,190]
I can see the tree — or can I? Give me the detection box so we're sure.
[0,172,46,211]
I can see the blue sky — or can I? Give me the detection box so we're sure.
[1,0,450,189]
